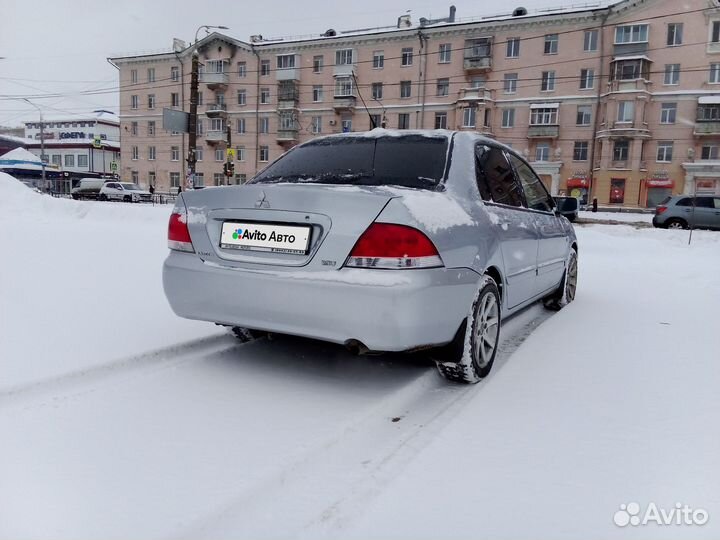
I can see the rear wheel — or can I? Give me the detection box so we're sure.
[123,195,132,203]
[544,249,578,311]
[99,194,107,201]
[230,327,266,343]
[434,276,501,384]
[666,218,687,230]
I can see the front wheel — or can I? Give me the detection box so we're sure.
[544,249,578,311]
[99,194,107,201]
[434,277,501,384]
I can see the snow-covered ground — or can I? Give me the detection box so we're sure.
[1,172,718,540]
[578,210,654,224]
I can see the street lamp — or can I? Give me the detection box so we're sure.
[23,98,47,190]
[186,24,229,190]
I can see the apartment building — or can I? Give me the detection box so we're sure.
[109,0,720,206]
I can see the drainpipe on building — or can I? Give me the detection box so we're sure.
[417,30,429,129]
[252,45,261,174]
[588,10,610,207]
[174,51,186,192]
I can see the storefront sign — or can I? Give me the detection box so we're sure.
[646,178,674,188]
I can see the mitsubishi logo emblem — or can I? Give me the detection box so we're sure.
[255,190,270,208]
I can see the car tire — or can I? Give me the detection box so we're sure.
[544,249,578,311]
[123,195,132,203]
[230,326,266,343]
[99,194,107,201]
[665,218,688,230]
[71,194,79,200]
[434,276,501,384]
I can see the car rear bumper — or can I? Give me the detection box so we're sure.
[163,251,481,352]
[652,215,664,227]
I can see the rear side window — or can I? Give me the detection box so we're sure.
[507,153,553,212]
[695,197,714,208]
[252,135,449,189]
[715,198,720,209]
[676,198,693,206]
[475,145,524,207]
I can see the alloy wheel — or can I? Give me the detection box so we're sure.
[474,291,499,369]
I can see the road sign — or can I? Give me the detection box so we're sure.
[93,136,102,148]
[110,161,117,171]
[226,148,235,160]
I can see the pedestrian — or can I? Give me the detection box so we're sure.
[149,184,155,195]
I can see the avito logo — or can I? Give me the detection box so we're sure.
[613,502,709,527]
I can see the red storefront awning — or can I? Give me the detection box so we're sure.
[646,178,674,188]
[567,177,590,188]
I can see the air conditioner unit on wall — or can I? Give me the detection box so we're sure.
[328,120,337,126]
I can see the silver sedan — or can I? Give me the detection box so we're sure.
[163,130,578,383]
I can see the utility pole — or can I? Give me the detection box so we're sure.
[187,49,199,190]
[23,98,46,190]
[224,123,234,185]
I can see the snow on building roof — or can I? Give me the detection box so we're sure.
[698,96,720,104]
[0,147,42,163]
[24,110,119,125]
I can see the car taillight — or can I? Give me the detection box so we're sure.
[345,223,443,269]
[656,205,668,215]
[168,212,194,252]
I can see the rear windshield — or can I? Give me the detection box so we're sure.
[251,135,449,189]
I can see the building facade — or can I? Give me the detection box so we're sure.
[110,0,720,205]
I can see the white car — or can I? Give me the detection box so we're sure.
[99,182,152,203]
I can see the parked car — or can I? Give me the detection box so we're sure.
[163,130,578,384]
[99,182,152,203]
[71,178,107,200]
[653,195,720,230]
[553,196,580,222]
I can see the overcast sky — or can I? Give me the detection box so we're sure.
[0,0,605,127]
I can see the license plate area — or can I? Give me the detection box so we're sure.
[220,221,312,255]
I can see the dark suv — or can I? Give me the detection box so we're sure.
[653,195,720,230]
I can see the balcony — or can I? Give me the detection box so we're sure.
[333,64,356,77]
[459,87,492,103]
[597,120,650,139]
[277,129,299,143]
[333,95,357,112]
[200,71,229,90]
[205,130,226,144]
[609,79,651,92]
[277,81,300,110]
[463,56,491,72]
[693,121,720,136]
[205,102,227,118]
[276,68,299,81]
[527,125,559,138]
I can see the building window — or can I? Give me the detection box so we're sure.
[170,66,179,82]
[463,107,476,127]
[236,118,246,134]
[276,54,295,69]
[259,146,269,162]
[213,173,223,186]
[335,49,354,65]
[400,80,412,98]
[197,92,203,106]
[131,95,138,109]
[535,144,550,162]
[398,113,410,129]
[260,116,269,134]
[573,141,589,161]
[530,107,558,125]
[615,24,648,44]
[131,171,139,183]
[196,147,203,161]
[78,154,88,168]
[237,89,246,105]
[196,119,204,135]
[169,172,180,187]
[584,30,598,51]
[148,146,156,161]
[667,23,683,46]
[576,105,592,125]
[335,76,353,96]
[660,103,677,123]
[148,94,155,109]
[148,121,155,136]
[664,64,680,85]
[310,85,322,102]
[131,121,138,135]
[370,114,382,128]
[710,64,720,83]
[617,101,634,122]
[657,141,673,162]
[260,60,270,76]
[506,37,520,58]
[610,179,625,203]
[51,155,61,166]
[64,154,75,167]
[544,34,558,54]
[237,62,246,77]
[234,174,246,185]
[541,71,556,91]
[580,68,595,89]
[697,104,720,121]
[436,78,449,96]
[311,116,322,134]
[371,83,383,100]
[502,108,515,128]
[341,119,352,132]
[435,112,447,129]
[148,171,156,186]
[701,145,719,159]
[236,146,245,161]
[613,140,629,161]
[131,146,139,160]
[313,55,323,73]
[171,92,179,107]
[372,50,384,69]
[194,173,204,187]
[401,47,413,66]
[712,21,720,43]
[260,88,270,104]
[503,73,518,94]
[215,148,224,161]
[439,43,452,63]
[130,69,137,84]
[171,146,179,161]
[147,68,155,82]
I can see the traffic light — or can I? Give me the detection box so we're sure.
[223,162,234,177]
